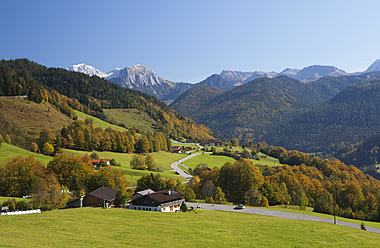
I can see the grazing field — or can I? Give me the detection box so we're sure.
[182,153,235,169]
[0,143,53,166]
[0,196,30,204]
[0,207,379,247]
[62,149,187,186]
[257,205,380,230]
[116,167,184,186]
[74,110,128,132]
[103,108,156,133]
[251,152,282,166]
[63,149,187,171]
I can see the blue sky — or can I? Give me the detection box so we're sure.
[1,0,380,83]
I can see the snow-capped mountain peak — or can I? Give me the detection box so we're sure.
[67,63,109,78]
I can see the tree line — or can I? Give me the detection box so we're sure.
[0,154,129,211]
[35,119,172,154]
[184,144,380,222]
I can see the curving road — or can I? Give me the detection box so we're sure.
[170,153,203,180]
[186,202,380,234]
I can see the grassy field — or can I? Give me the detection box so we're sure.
[75,110,129,132]
[0,207,379,247]
[0,143,53,166]
[255,204,380,230]
[103,108,156,133]
[116,167,184,186]
[62,149,187,171]
[182,153,235,169]
[0,196,30,204]
[63,149,188,186]
[251,152,281,166]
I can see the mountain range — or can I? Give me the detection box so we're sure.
[170,71,380,154]
[67,60,380,102]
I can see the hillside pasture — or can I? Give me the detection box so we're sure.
[103,108,156,133]
[182,153,235,169]
[0,208,379,247]
[0,143,53,166]
[74,110,128,132]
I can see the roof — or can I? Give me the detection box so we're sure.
[87,186,117,202]
[147,190,184,204]
[91,159,110,163]
[136,189,155,196]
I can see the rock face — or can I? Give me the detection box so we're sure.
[365,59,380,73]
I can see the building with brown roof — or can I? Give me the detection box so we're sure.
[67,186,117,208]
[129,189,184,212]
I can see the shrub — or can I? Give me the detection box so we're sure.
[180,202,188,212]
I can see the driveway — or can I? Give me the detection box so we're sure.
[170,153,202,180]
[186,203,380,234]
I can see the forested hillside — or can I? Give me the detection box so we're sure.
[263,80,380,153]
[333,134,380,178]
[0,59,214,144]
[172,72,380,155]
[173,76,326,141]
[170,85,224,117]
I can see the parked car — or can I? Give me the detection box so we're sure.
[234,205,245,209]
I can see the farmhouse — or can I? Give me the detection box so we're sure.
[129,189,184,212]
[170,146,182,153]
[91,159,110,168]
[67,186,117,208]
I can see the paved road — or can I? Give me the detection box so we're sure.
[170,153,203,180]
[187,203,380,234]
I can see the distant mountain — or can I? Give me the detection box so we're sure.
[67,64,110,78]
[172,76,326,141]
[365,59,380,73]
[195,65,349,91]
[263,79,380,153]
[170,85,225,117]
[292,65,348,82]
[68,59,380,103]
[67,64,191,103]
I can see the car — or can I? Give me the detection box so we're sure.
[234,205,245,209]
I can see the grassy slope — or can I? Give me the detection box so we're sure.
[0,196,30,204]
[255,205,380,230]
[0,97,72,148]
[182,153,236,169]
[0,208,379,247]
[103,108,156,133]
[0,143,53,166]
[74,110,128,132]
[62,149,187,186]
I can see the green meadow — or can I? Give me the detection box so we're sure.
[103,108,156,133]
[255,205,380,230]
[182,153,235,169]
[0,207,379,247]
[75,110,129,132]
[0,143,53,166]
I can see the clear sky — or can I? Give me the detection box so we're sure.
[1,0,380,83]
